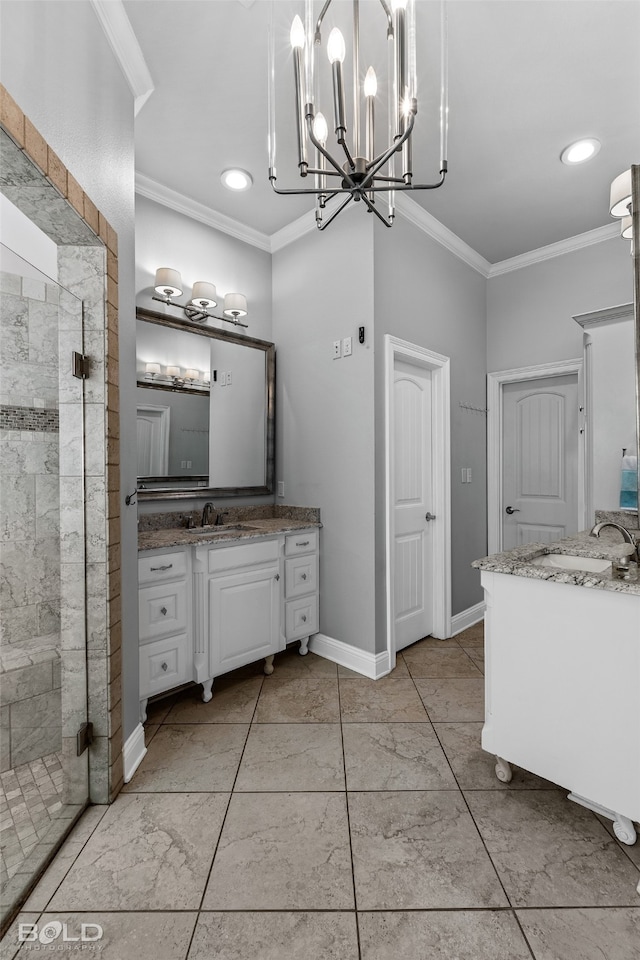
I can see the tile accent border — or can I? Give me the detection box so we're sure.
[0,405,59,433]
[0,84,122,805]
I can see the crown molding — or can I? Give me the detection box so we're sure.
[573,301,633,329]
[90,0,154,115]
[488,222,620,278]
[394,194,492,277]
[135,173,272,253]
[270,207,317,254]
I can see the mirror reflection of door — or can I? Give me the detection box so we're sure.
[137,404,170,476]
[502,374,579,549]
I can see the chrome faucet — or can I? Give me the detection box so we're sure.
[590,521,639,561]
[201,502,215,527]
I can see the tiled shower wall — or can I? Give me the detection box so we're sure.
[0,272,64,772]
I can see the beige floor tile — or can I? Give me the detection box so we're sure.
[454,622,484,646]
[190,912,359,960]
[338,655,410,679]
[596,813,640,869]
[339,680,428,723]
[21,839,85,911]
[342,723,456,790]
[20,912,197,958]
[358,910,531,960]
[48,793,228,911]
[165,677,263,723]
[202,792,353,910]
[435,722,559,789]
[463,647,485,672]
[403,647,482,679]
[272,648,338,678]
[466,790,640,907]
[122,723,248,792]
[415,678,485,721]
[254,679,340,723]
[516,907,640,960]
[142,723,160,745]
[349,791,507,909]
[0,913,40,960]
[235,723,344,791]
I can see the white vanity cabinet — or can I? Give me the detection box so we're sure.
[138,547,192,721]
[138,527,320,719]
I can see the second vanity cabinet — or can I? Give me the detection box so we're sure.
[139,528,319,720]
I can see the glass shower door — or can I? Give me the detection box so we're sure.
[0,244,89,929]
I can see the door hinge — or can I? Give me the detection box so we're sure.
[72,351,91,380]
[76,721,94,756]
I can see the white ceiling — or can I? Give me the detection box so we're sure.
[125,0,640,264]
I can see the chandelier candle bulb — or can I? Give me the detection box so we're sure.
[291,16,308,172]
[327,28,347,139]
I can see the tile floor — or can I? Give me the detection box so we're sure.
[0,753,63,880]
[1,624,639,958]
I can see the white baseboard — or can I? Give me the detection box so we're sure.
[123,723,147,783]
[450,601,485,637]
[309,633,391,679]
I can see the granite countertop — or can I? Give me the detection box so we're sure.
[472,529,640,596]
[139,517,321,552]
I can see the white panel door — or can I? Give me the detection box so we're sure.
[502,374,579,549]
[393,359,434,650]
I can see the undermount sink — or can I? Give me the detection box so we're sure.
[528,554,612,573]
[188,523,260,536]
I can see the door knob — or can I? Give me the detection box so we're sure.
[425,512,436,521]
[505,506,521,515]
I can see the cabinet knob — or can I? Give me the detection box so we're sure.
[300,572,307,580]
[150,563,173,572]
[160,607,167,616]
[274,573,280,581]
[296,540,310,547]
[161,661,168,672]
[301,614,307,623]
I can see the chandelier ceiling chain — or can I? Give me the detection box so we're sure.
[268,0,449,230]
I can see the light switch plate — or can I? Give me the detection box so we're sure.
[333,340,341,359]
[277,481,285,498]
[343,336,352,357]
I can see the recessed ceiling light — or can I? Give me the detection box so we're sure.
[560,138,601,165]
[221,169,253,191]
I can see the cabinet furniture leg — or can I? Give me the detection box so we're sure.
[140,698,148,723]
[299,637,309,656]
[201,678,213,703]
[264,655,275,675]
[613,814,637,845]
[495,757,513,783]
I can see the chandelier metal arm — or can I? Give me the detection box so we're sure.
[315,0,393,45]
[367,170,448,192]
[306,110,357,188]
[316,195,353,231]
[360,108,416,191]
[360,192,393,228]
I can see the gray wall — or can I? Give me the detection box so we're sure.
[373,216,488,639]
[486,238,632,373]
[1,0,138,740]
[273,213,378,653]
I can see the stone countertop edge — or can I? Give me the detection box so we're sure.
[472,530,640,596]
[139,518,322,553]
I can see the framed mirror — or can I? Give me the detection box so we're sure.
[135,306,275,500]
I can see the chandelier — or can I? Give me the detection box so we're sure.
[268,0,449,230]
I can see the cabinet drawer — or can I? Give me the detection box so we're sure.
[285,595,318,640]
[139,580,188,642]
[285,554,318,598]
[140,633,190,697]
[285,530,317,556]
[139,550,187,584]
[206,538,280,574]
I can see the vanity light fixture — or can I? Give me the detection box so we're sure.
[268,0,449,230]
[152,268,249,328]
[560,138,601,165]
[145,362,161,379]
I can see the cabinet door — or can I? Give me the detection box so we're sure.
[209,563,281,675]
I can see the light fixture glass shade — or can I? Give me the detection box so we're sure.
[621,215,633,240]
[313,112,329,144]
[145,362,161,377]
[166,365,181,378]
[610,168,632,218]
[154,268,182,297]
[190,281,217,308]
[185,369,200,380]
[223,293,248,318]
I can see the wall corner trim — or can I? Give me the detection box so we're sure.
[450,601,485,636]
[135,173,272,253]
[90,0,155,115]
[394,194,492,277]
[309,633,391,679]
[488,222,620,278]
[123,723,147,783]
